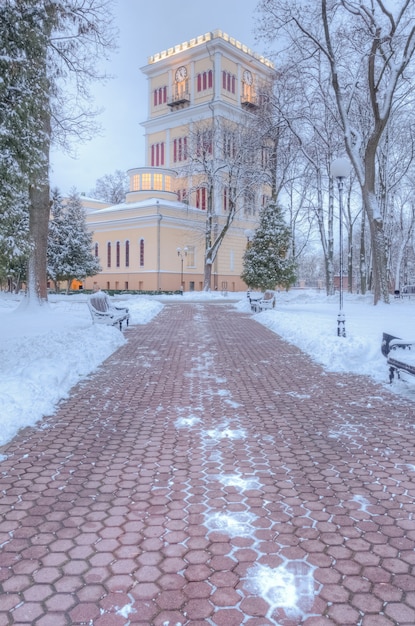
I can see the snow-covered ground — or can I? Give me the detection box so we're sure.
[0,288,414,451]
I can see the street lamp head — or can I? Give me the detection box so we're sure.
[330,157,351,179]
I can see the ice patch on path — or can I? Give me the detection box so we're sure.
[205,511,257,536]
[175,415,201,428]
[245,561,318,621]
[214,473,262,491]
[205,426,247,440]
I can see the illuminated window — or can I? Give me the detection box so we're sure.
[154,174,163,190]
[140,238,145,267]
[165,176,172,192]
[107,242,111,268]
[130,175,139,191]
[142,173,151,190]
[125,240,130,267]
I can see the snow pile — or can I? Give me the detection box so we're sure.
[0,294,162,449]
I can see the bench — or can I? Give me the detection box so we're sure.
[88,292,130,330]
[247,290,276,313]
[381,332,415,382]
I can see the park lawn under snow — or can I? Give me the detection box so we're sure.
[0,288,415,451]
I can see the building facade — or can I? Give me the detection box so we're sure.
[84,30,275,292]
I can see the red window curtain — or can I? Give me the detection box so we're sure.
[125,240,130,267]
[140,239,145,267]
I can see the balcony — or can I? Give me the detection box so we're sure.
[241,93,259,110]
[168,86,190,109]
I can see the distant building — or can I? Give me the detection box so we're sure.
[84,30,275,292]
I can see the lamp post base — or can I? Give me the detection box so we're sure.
[337,312,346,337]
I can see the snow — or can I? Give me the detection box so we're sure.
[0,292,162,451]
[1,288,414,454]
[1,287,415,620]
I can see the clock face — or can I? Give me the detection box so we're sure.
[243,70,253,86]
[175,66,187,82]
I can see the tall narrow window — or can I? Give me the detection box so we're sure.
[222,71,236,94]
[186,246,195,267]
[196,130,212,156]
[116,241,120,268]
[140,239,145,267]
[153,86,167,106]
[173,137,188,163]
[125,240,130,267]
[151,142,165,166]
[94,242,99,257]
[196,188,207,210]
[107,242,111,268]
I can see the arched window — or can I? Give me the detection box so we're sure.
[116,241,120,267]
[107,242,111,268]
[94,243,99,257]
[125,240,130,267]
[140,239,145,267]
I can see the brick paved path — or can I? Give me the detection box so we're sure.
[1,302,415,626]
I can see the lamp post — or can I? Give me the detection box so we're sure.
[330,157,351,337]
[177,247,188,291]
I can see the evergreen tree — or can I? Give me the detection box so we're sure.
[47,188,101,292]
[241,200,297,291]
[0,0,115,304]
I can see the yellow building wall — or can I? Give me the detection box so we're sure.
[85,202,254,293]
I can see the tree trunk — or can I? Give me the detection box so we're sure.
[204,261,212,291]
[361,176,390,305]
[28,179,50,302]
[27,100,51,303]
[359,209,367,295]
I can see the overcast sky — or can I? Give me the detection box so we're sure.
[50,0,266,195]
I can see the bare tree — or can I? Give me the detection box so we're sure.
[91,170,129,205]
[178,117,267,291]
[256,0,415,304]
